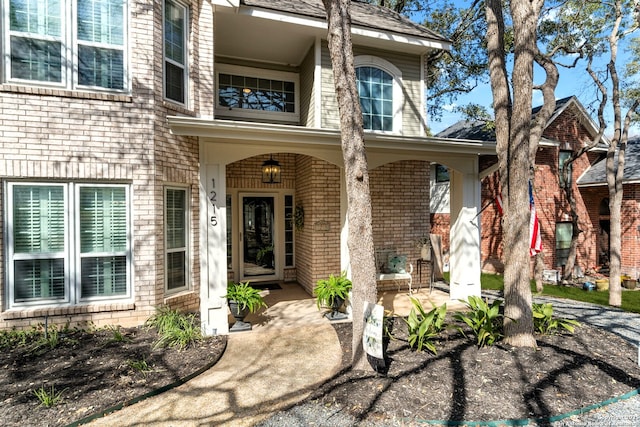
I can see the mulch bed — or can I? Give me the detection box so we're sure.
[0,326,226,427]
[307,317,640,425]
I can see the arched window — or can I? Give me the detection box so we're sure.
[355,56,402,133]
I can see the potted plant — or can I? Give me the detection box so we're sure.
[315,271,352,321]
[225,281,267,332]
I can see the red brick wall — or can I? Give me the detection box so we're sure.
[479,104,600,275]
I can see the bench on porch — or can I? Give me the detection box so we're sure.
[375,248,415,294]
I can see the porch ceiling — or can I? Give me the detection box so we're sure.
[167,117,497,168]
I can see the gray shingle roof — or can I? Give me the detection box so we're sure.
[577,137,640,185]
[242,0,449,44]
[436,96,578,141]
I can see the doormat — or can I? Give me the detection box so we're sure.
[250,282,282,290]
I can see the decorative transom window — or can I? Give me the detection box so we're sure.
[2,0,128,91]
[164,0,188,104]
[6,182,132,307]
[165,187,189,293]
[355,56,402,133]
[215,64,300,123]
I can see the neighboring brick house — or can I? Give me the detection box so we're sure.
[435,96,610,276]
[578,137,640,278]
[1,0,494,335]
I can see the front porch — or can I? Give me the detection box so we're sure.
[235,281,467,332]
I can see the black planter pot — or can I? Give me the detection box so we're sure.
[325,296,348,321]
[228,300,252,332]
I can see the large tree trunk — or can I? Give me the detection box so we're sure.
[322,0,378,370]
[486,0,536,347]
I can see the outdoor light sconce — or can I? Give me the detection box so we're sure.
[262,155,281,184]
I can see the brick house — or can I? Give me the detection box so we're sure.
[0,0,493,335]
[578,136,640,278]
[434,96,615,277]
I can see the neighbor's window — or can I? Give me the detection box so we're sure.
[7,182,132,307]
[165,187,189,292]
[435,164,450,183]
[559,150,573,187]
[556,222,572,267]
[215,64,299,122]
[164,0,188,104]
[4,0,128,91]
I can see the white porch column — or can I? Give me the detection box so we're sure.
[448,164,482,301]
[200,164,229,335]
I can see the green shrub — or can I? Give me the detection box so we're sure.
[225,281,268,314]
[33,385,65,408]
[147,306,203,350]
[532,302,580,335]
[454,296,504,347]
[404,298,447,354]
[314,272,352,310]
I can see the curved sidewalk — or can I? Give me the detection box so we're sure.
[87,284,343,427]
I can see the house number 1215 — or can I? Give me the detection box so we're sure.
[209,178,218,227]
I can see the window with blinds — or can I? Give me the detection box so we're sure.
[165,187,189,292]
[6,182,131,307]
[79,186,128,298]
[12,185,67,302]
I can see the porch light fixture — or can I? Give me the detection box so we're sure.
[262,155,281,184]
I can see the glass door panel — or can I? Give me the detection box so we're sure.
[241,195,276,280]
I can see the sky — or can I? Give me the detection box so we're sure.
[418,4,639,138]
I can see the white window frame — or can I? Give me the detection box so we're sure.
[163,0,189,105]
[1,0,129,92]
[164,186,190,294]
[215,63,300,123]
[354,55,403,134]
[5,181,133,308]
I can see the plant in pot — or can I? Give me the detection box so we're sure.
[315,271,352,321]
[225,281,267,332]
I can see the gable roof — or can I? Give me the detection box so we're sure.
[436,96,608,148]
[242,0,450,47]
[577,137,640,186]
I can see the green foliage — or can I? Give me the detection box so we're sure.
[532,302,580,335]
[127,357,153,376]
[404,298,447,354]
[33,385,65,408]
[454,296,504,348]
[0,328,38,349]
[146,306,203,350]
[314,272,353,310]
[225,281,268,314]
[105,325,130,343]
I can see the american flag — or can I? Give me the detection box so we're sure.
[529,181,542,256]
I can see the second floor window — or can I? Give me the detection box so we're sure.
[356,66,393,131]
[215,64,300,123]
[164,0,188,104]
[3,0,128,91]
[559,150,573,187]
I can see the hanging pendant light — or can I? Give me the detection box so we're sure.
[262,155,281,184]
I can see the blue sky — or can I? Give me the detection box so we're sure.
[421,6,639,138]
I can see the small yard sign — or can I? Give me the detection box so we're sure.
[363,302,384,360]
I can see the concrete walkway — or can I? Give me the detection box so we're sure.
[87,283,458,426]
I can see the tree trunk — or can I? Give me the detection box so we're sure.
[486,0,537,347]
[322,0,378,370]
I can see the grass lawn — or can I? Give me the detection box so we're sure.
[478,272,640,314]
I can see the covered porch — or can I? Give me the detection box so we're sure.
[168,117,496,335]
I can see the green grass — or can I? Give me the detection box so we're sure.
[478,272,640,314]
